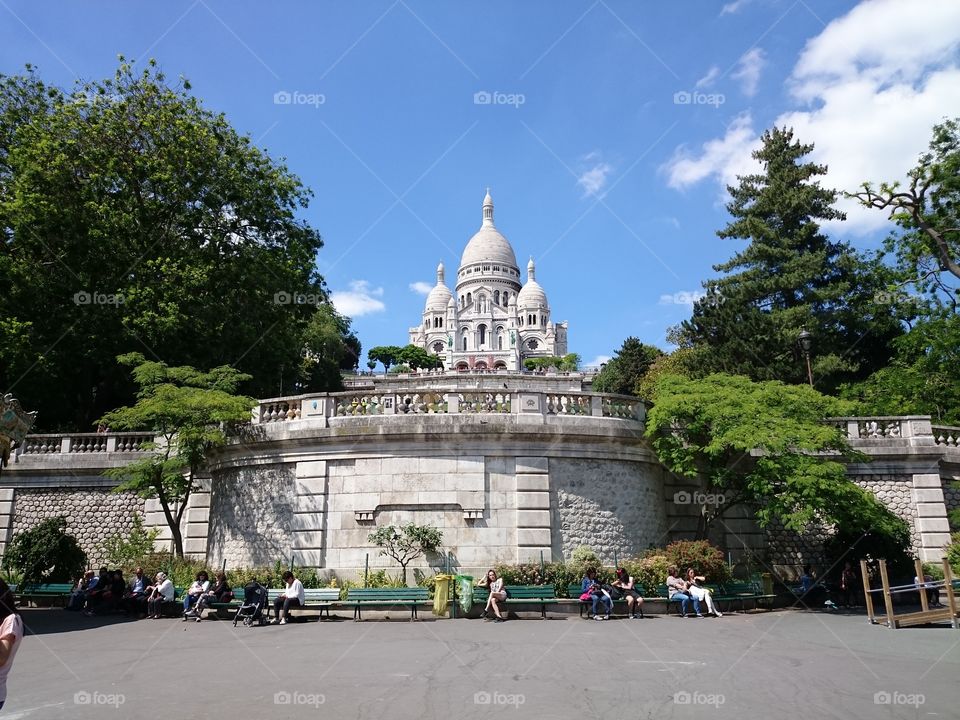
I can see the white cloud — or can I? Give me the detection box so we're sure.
[663,0,960,234]
[409,281,432,296]
[577,162,613,198]
[586,355,612,368]
[330,280,385,317]
[695,66,721,89]
[720,0,751,15]
[732,48,765,96]
[659,290,705,306]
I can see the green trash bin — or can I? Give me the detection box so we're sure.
[456,575,474,615]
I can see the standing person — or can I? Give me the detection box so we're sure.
[838,562,858,608]
[182,572,210,620]
[685,568,722,617]
[146,573,174,619]
[0,579,23,712]
[272,571,304,625]
[613,568,644,619]
[666,567,702,618]
[478,569,507,623]
[193,572,233,622]
[580,568,613,621]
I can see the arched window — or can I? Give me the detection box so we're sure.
[498,335,503,350]
[467,292,472,305]
[462,336,467,351]
[494,290,500,305]
[478,324,487,347]
[503,292,509,305]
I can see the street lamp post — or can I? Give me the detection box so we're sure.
[797,329,814,388]
[0,393,37,479]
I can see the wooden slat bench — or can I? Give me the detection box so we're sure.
[15,583,73,606]
[472,585,557,619]
[345,587,430,621]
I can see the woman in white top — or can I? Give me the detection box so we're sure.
[183,571,211,620]
[146,572,174,619]
[685,568,722,617]
[478,569,507,622]
[0,579,23,711]
[272,571,305,625]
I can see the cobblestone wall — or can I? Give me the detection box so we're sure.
[551,458,666,564]
[10,488,143,567]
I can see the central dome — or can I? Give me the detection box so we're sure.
[459,190,519,269]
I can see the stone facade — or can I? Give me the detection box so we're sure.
[9,487,142,567]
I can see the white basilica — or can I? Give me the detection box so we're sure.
[409,191,568,371]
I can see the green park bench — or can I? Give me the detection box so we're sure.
[714,581,774,612]
[265,587,341,620]
[565,584,647,618]
[345,587,430,621]
[15,583,74,606]
[472,584,557,619]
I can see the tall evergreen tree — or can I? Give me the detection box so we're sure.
[673,127,902,391]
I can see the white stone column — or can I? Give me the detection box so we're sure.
[515,456,552,564]
[913,473,952,562]
[291,460,327,567]
[0,489,14,561]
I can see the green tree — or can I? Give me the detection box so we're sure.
[299,304,361,392]
[368,523,443,585]
[101,513,160,569]
[368,345,403,372]
[673,127,902,392]
[397,344,443,370]
[2,516,87,585]
[559,353,581,371]
[0,60,343,430]
[646,373,907,542]
[523,357,560,371]
[591,338,663,395]
[100,353,255,557]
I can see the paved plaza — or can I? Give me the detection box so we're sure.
[6,607,957,719]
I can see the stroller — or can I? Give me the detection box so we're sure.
[233,581,268,627]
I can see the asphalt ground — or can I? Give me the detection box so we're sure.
[5,605,957,719]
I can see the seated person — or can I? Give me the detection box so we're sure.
[123,567,150,614]
[272,571,304,625]
[146,572,174,619]
[182,571,210,620]
[66,571,94,611]
[192,572,233,622]
[82,567,110,614]
[685,568,721,617]
[914,572,942,607]
[478,569,507,622]
[612,568,643,619]
[84,569,124,616]
[666,566,701,617]
[580,568,613,621]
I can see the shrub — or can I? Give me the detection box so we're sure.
[101,514,159,570]
[946,533,960,575]
[664,540,730,584]
[921,562,945,582]
[628,554,670,592]
[2,517,87,585]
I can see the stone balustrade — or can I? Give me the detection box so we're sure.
[932,425,960,447]
[15,431,155,459]
[253,387,645,424]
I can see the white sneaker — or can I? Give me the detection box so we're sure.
[604,614,610,621]
[279,618,287,625]
[271,618,280,625]
[594,615,602,621]
[714,610,723,617]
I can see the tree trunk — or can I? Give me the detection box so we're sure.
[156,492,185,558]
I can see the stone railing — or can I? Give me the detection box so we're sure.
[932,425,960,447]
[253,388,645,424]
[17,431,155,457]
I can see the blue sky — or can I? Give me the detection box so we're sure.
[2,0,958,367]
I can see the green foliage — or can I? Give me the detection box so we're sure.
[663,541,730,583]
[2,517,87,585]
[591,338,664,395]
[823,519,913,581]
[388,364,412,374]
[101,352,255,556]
[101,514,159,569]
[646,372,906,540]
[921,562,945,582]
[368,523,443,584]
[299,303,361,391]
[363,569,406,588]
[368,345,404,372]
[0,60,345,430]
[944,533,960,576]
[397,344,443,370]
[523,354,581,372]
[673,127,902,392]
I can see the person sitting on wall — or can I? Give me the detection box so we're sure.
[666,566,701,618]
[272,571,304,625]
[612,568,643,619]
[478,569,507,623]
[182,571,210,620]
[193,571,233,622]
[685,568,722,617]
[146,572,174,619]
[580,568,613,621]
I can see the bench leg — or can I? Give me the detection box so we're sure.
[354,606,361,621]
